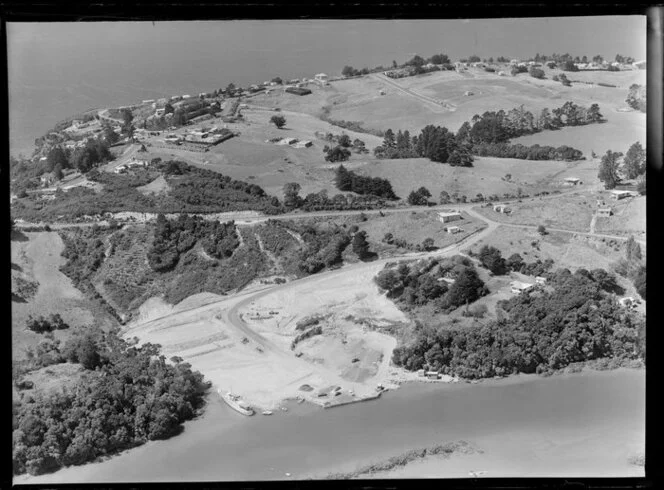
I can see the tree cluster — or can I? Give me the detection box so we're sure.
[407,187,432,206]
[147,214,240,272]
[375,256,488,311]
[25,314,70,334]
[626,84,646,113]
[335,165,398,199]
[13,327,208,476]
[392,268,645,377]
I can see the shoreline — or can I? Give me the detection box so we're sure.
[13,366,645,484]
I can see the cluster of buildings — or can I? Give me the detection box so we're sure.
[269,137,313,148]
[161,126,235,148]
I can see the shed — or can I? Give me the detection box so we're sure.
[535,276,547,285]
[596,208,612,217]
[445,226,461,234]
[564,177,582,185]
[493,204,511,214]
[438,211,462,223]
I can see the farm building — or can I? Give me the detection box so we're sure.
[293,140,313,148]
[445,226,461,234]
[563,177,583,185]
[426,371,440,380]
[535,276,547,285]
[438,211,462,223]
[610,190,634,200]
[596,208,612,217]
[511,281,534,294]
[464,91,474,96]
[285,87,312,96]
[276,137,298,146]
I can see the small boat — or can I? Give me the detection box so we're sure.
[280,407,288,412]
[262,410,273,415]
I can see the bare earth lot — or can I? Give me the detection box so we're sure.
[11,232,100,359]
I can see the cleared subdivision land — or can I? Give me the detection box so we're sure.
[11,231,110,360]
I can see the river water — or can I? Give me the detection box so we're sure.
[15,368,645,483]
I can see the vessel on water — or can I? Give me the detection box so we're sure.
[219,389,254,416]
[262,410,273,416]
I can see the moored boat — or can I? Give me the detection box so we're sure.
[219,389,254,416]
[262,410,273,415]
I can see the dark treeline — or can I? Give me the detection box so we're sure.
[335,165,398,199]
[13,326,209,476]
[391,267,645,377]
[374,101,603,164]
[147,214,240,272]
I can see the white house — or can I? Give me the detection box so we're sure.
[596,207,612,218]
[511,281,534,294]
[535,276,547,285]
[563,177,582,185]
[438,211,462,223]
[314,73,329,85]
[445,225,461,234]
[610,190,634,200]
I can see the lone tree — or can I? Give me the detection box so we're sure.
[623,141,646,180]
[270,115,286,129]
[598,150,623,189]
[422,238,435,250]
[537,225,547,235]
[408,186,432,206]
[352,230,371,259]
[283,182,302,208]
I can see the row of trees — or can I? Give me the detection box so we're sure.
[334,165,398,199]
[460,102,603,145]
[25,314,70,334]
[13,327,209,475]
[391,267,645,376]
[374,101,600,165]
[472,142,584,161]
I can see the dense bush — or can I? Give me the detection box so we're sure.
[13,328,208,476]
[335,165,397,199]
[392,268,645,377]
[324,145,351,163]
[477,245,507,275]
[12,161,284,222]
[147,214,240,272]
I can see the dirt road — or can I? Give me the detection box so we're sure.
[464,207,646,247]
[370,73,451,111]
